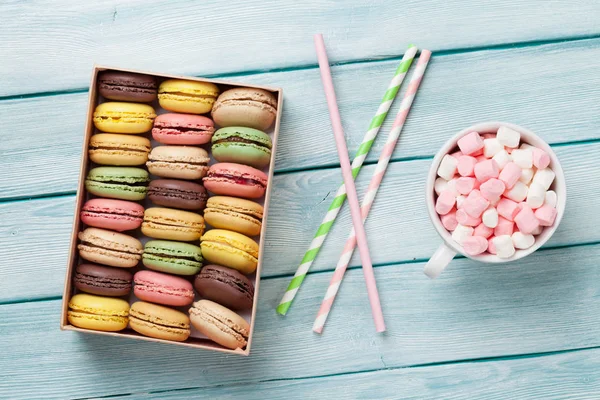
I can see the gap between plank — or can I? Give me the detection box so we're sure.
[1,34,599,102]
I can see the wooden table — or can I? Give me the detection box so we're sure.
[2,1,600,398]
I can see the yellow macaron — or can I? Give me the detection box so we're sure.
[158,79,220,114]
[67,293,130,332]
[129,301,191,342]
[93,102,157,134]
[203,196,263,236]
[89,133,151,166]
[200,229,259,274]
[142,207,205,242]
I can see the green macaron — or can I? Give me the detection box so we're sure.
[85,167,149,201]
[142,240,203,275]
[211,126,272,168]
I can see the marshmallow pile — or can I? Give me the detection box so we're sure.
[435,126,558,258]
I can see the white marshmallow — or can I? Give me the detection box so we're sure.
[531,225,543,235]
[446,178,458,196]
[482,207,498,228]
[483,138,504,158]
[492,150,511,170]
[510,149,533,169]
[456,195,466,208]
[452,224,474,245]
[434,177,448,195]
[532,168,555,190]
[437,155,458,181]
[493,235,516,258]
[545,190,557,207]
[526,182,546,208]
[504,181,529,202]
[512,232,535,250]
[519,168,534,185]
[497,126,520,148]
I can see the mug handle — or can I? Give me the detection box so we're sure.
[424,243,457,279]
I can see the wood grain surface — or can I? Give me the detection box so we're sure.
[2,0,599,398]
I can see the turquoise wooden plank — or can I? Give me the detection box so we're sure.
[119,348,600,399]
[0,142,597,303]
[2,1,600,96]
[2,244,600,399]
[2,39,600,200]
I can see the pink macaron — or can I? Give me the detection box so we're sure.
[152,113,215,145]
[81,199,144,231]
[133,270,195,306]
[203,162,268,199]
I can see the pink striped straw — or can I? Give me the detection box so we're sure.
[313,50,432,334]
[314,34,385,333]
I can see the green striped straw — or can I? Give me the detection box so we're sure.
[276,45,418,315]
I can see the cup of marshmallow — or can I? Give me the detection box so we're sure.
[424,122,566,278]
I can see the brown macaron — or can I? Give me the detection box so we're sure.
[98,71,158,103]
[194,265,254,310]
[74,264,133,297]
[148,179,208,211]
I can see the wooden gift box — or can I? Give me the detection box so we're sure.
[60,65,283,355]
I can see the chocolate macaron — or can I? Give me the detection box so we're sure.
[98,71,158,102]
[74,264,133,297]
[148,179,208,211]
[194,265,254,310]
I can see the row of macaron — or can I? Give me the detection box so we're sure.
[68,294,249,350]
[96,70,278,131]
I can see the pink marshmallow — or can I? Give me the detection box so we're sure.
[457,132,484,155]
[532,148,551,169]
[479,178,506,202]
[498,162,522,189]
[535,205,557,226]
[450,150,463,160]
[435,190,456,215]
[514,204,540,234]
[488,237,497,254]
[456,177,477,195]
[474,159,500,183]
[462,236,488,256]
[496,198,520,221]
[494,217,514,237]
[473,223,494,239]
[456,209,482,227]
[440,210,458,231]
[472,148,484,157]
[457,156,477,177]
[476,155,487,163]
[463,190,490,218]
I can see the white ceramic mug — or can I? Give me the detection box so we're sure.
[424,122,567,278]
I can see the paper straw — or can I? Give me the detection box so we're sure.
[309,34,385,332]
[276,45,418,316]
[313,49,432,334]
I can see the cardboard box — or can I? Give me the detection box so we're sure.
[60,65,283,356]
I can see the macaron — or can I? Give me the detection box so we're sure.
[129,301,191,342]
[194,265,254,310]
[142,207,205,242]
[85,166,149,201]
[204,196,263,236]
[146,145,210,180]
[148,179,208,211]
[200,229,258,274]
[89,133,151,166]
[211,87,277,131]
[189,300,250,350]
[98,71,158,103]
[158,79,220,114]
[152,113,215,145]
[81,199,144,232]
[93,102,156,134]
[142,240,203,275]
[68,293,129,332]
[211,127,272,168]
[74,264,133,297]
[77,227,143,268]
[134,270,195,306]
[203,163,268,199]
